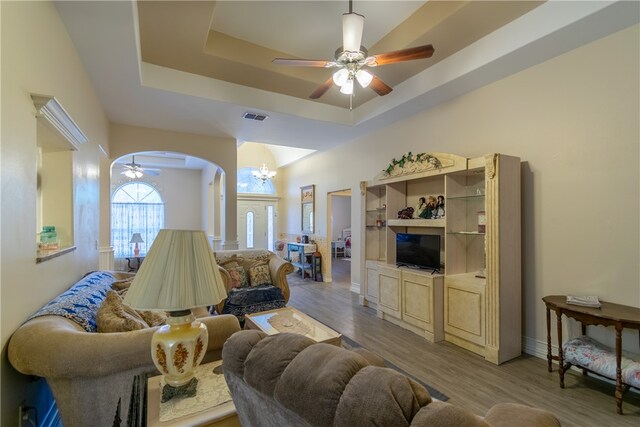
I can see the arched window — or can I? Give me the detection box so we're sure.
[237,167,275,194]
[111,182,164,257]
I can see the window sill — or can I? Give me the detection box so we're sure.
[36,246,76,263]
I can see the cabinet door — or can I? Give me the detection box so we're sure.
[401,272,443,342]
[377,265,401,318]
[364,260,378,303]
[444,276,485,349]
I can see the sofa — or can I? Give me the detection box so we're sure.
[8,271,241,427]
[213,249,294,318]
[222,330,562,427]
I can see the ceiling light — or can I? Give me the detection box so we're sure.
[340,79,354,95]
[252,163,276,183]
[332,68,349,87]
[124,169,143,179]
[356,69,373,88]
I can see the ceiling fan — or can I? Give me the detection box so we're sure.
[272,0,434,105]
[121,155,160,178]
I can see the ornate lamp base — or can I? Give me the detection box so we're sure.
[161,377,199,403]
[151,310,208,397]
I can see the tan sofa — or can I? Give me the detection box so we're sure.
[8,271,241,427]
[213,249,294,317]
[223,331,562,427]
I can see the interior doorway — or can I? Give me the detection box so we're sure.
[326,189,351,287]
[237,198,277,250]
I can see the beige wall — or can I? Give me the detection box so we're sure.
[280,25,640,352]
[108,124,239,247]
[237,141,282,194]
[1,1,110,424]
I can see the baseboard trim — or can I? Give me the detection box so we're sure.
[350,281,360,294]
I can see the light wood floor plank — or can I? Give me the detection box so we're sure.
[287,259,640,427]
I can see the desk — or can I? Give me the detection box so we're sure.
[543,295,640,414]
[331,241,345,258]
[286,242,316,279]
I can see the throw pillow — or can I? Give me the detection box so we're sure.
[227,263,249,289]
[97,290,149,332]
[115,287,167,326]
[248,260,272,287]
[111,276,135,292]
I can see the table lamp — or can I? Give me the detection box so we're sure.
[124,229,227,401]
[130,233,144,257]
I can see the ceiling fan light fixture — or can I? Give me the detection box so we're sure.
[333,68,349,86]
[342,12,364,53]
[124,169,143,179]
[340,79,354,95]
[356,69,373,88]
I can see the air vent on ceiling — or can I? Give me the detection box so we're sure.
[243,112,268,121]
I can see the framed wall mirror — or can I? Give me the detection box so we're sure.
[301,185,314,234]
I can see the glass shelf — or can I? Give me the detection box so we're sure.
[447,194,485,200]
[447,231,485,236]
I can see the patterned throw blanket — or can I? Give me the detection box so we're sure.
[27,271,116,332]
[221,285,286,319]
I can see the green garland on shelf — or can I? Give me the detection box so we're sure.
[384,152,442,175]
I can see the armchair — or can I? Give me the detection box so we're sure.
[213,249,294,319]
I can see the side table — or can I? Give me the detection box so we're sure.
[121,361,239,427]
[542,295,640,414]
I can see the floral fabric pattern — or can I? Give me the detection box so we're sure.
[248,261,272,287]
[28,271,116,332]
[563,335,640,388]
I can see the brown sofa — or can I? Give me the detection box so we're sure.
[213,249,294,317]
[222,330,562,427]
[8,271,241,427]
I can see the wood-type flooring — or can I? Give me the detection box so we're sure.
[287,258,640,427]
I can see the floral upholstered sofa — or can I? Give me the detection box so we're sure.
[213,249,294,319]
[8,271,240,427]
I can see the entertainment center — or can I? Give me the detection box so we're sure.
[360,152,521,364]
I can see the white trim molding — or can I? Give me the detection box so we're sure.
[99,246,115,271]
[31,94,88,149]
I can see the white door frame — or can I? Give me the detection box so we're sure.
[326,189,351,283]
[237,195,279,251]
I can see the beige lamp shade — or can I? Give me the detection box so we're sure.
[124,229,227,311]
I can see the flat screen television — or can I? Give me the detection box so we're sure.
[396,233,441,272]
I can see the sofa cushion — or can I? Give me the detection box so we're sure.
[244,333,316,397]
[97,291,149,332]
[27,271,116,332]
[411,401,489,427]
[274,343,370,426]
[248,260,272,287]
[223,329,268,378]
[221,286,286,318]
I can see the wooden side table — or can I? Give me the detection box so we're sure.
[542,295,640,414]
[126,256,145,272]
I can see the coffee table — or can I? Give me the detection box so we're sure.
[244,307,342,346]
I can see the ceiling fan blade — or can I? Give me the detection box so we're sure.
[370,44,434,66]
[369,75,393,96]
[309,77,335,99]
[272,58,332,67]
[144,170,160,176]
[342,12,364,52]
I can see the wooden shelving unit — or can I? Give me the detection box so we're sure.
[360,152,521,364]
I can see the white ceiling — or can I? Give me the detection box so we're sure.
[54,1,639,154]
